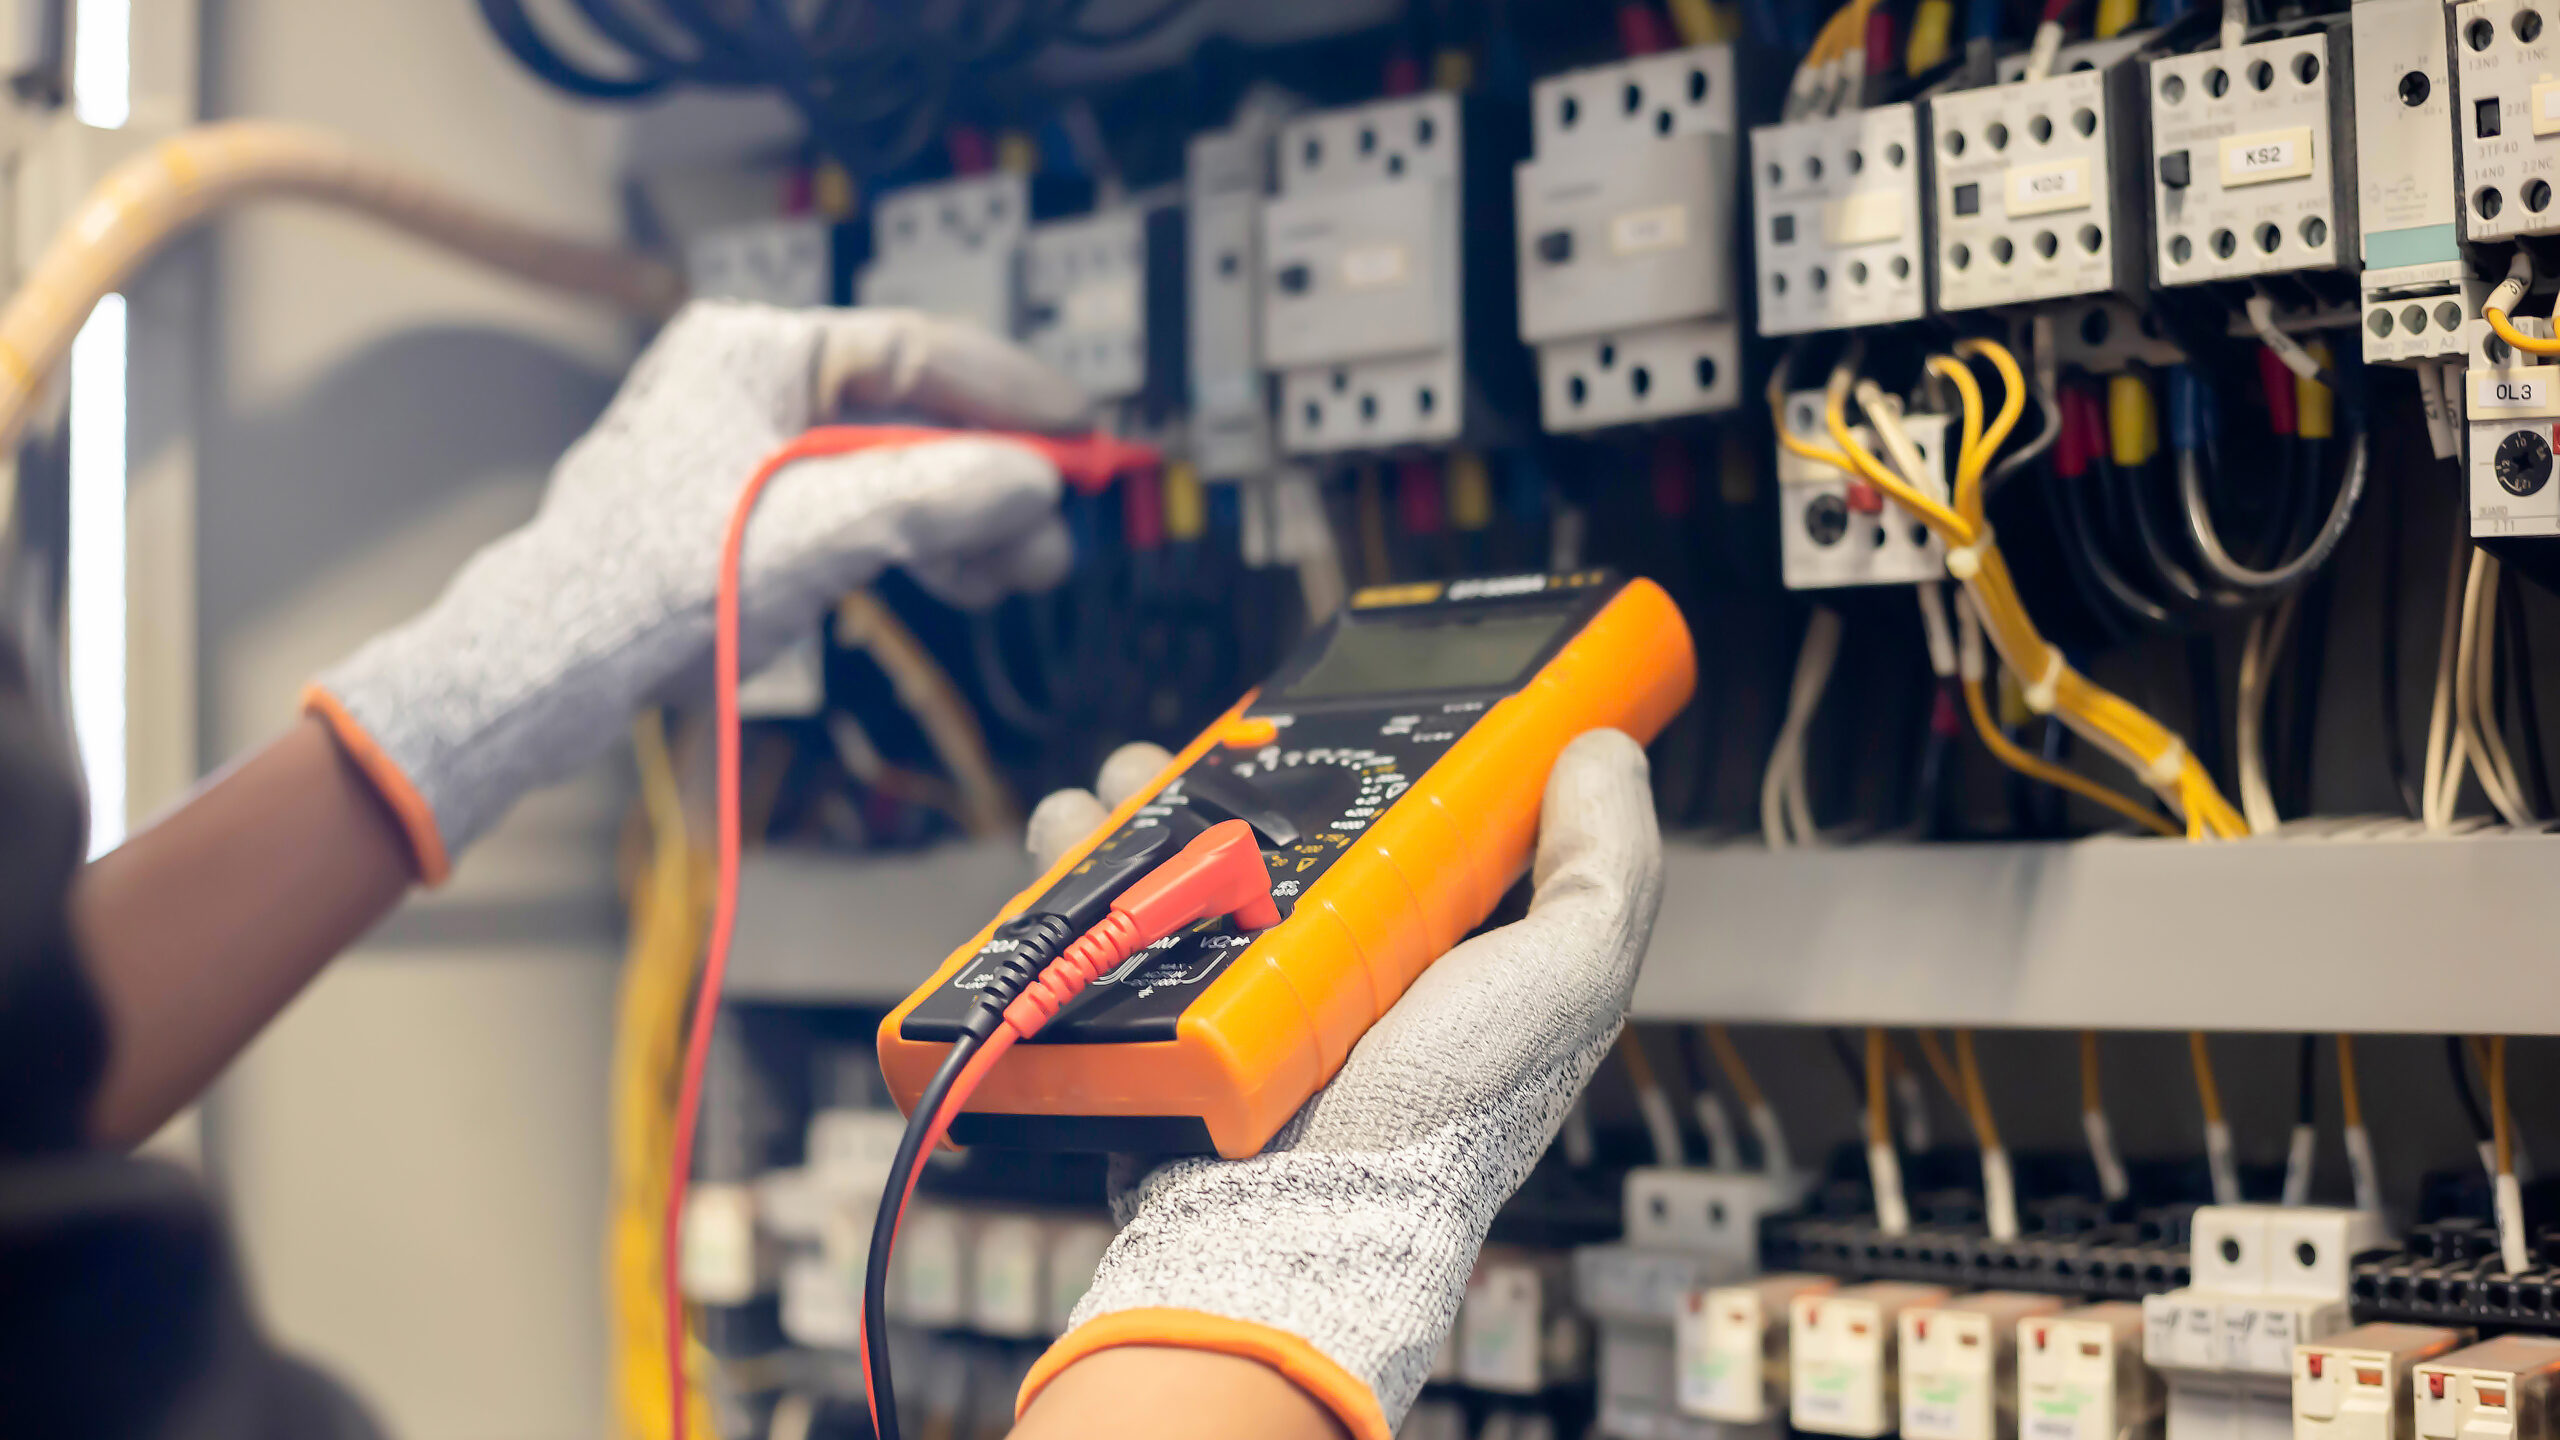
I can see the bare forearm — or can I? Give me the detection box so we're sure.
[1013,1348,1348,1440]
[70,715,415,1145]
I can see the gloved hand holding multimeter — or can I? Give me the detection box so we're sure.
[882,573,1697,1440]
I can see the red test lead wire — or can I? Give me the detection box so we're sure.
[667,424,1160,1440]
[852,819,1279,1431]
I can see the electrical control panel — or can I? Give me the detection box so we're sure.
[2020,1304,2161,1440]
[2295,1324,2469,1440]
[1777,390,1950,590]
[1189,124,1278,476]
[1929,66,2152,312]
[1899,1292,2066,1440]
[2454,0,2560,243]
[1263,93,1469,452]
[2465,356,2560,541]
[2353,0,2474,362]
[1749,104,1930,335]
[1791,1281,1954,1438]
[1682,1274,1837,1424]
[1514,43,1739,431]
[2410,1337,2560,1440]
[856,172,1028,338]
[2147,24,2356,287]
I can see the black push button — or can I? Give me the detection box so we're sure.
[2480,98,2504,139]
[1952,182,1981,216]
[1536,228,1574,263]
[2158,150,2191,188]
[1276,262,1313,294]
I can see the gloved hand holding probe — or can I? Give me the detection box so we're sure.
[1008,729,1666,1440]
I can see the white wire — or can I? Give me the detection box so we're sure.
[1762,607,1845,848]
[2454,551,2533,827]
[2469,555,2534,824]
[2423,533,2473,831]
[2237,594,2300,835]
[1917,584,1958,680]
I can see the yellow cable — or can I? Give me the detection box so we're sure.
[1954,1030,2002,1152]
[835,592,1020,839]
[2491,1036,2515,1178]
[1769,360,1860,475]
[612,712,719,1440]
[2336,1033,2363,1131]
[2189,1032,2227,1125]
[1911,1030,1965,1103]
[1952,338,2028,516]
[2079,1031,2103,1116]
[1924,356,1987,528]
[2486,305,2560,357]
[1823,367,1969,534]
[1704,1025,1766,1111]
[1865,1027,1892,1148]
[1962,674,2180,836]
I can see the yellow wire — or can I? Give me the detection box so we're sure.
[613,711,719,1440]
[1952,338,2028,520]
[2189,1032,2227,1126]
[1704,1024,1766,1112]
[2336,1033,2363,1131]
[1911,1030,1965,1102]
[2486,305,2560,357]
[1618,1028,1665,1098]
[2079,1031,2103,1117]
[1822,371,1970,534]
[1923,355,1986,527]
[2491,1036,2515,1178]
[1865,1027,1891,1147]
[1962,675,2181,836]
[1769,359,1860,475]
[1954,1030,2002,1151]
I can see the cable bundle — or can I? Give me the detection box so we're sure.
[477,0,1204,174]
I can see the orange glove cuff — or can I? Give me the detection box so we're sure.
[1018,1308,1392,1440]
[303,686,451,885]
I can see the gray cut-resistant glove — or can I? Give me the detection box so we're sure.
[310,300,1087,882]
[1013,729,1663,1440]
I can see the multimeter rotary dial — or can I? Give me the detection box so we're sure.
[1181,742,1412,893]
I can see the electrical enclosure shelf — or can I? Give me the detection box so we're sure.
[730,832,2560,1035]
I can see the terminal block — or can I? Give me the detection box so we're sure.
[2021,1304,2164,1440]
[2147,23,2356,289]
[1263,92,1525,454]
[1929,64,2151,312]
[1514,43,1739,430]
[2412,1337,2560,1440]
[2352,0,2476,363]
[2454,0,2560,243]
[1681,1274,1839,1424]
[2295,1324,2470,1440]
[1900,1292,2067,1440]
[1761,1206,2194,1300]
[1792,1281,1956,1437]
[1776,390,1950,590]
[2351,1217,2560,1329]
[856,172,1027,338]
[1749,104,1930,335]
[1188,123,1279,477]
[1022,206,1183,408]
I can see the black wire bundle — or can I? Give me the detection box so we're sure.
[476,0,1205,174]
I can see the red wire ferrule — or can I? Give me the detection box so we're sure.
[2257,345,2298,436]
[1002,820,1278,1038]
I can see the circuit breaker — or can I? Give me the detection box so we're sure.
[1750,104,1930,335]
[2294,1324,2468,1440]
[1188,124,1277,476]
[856,172,1027,338]
[2353,0,2478,363]
[1900,1293,2066,1440]
[2020,1304,2161,1440]
[1777,390,1950,590]
[1514,43,1739,431]
[2411,1338,2560,1440]
[2465,356,2560,543]
[2145,1207,2383,1440]
[1264,92,1523,453]
[1792,1281,1954,1438]
[2454,0,2560,243]
[1929,64,2151,312]
[2147,24,2356,288]
[1022,205,1182,407]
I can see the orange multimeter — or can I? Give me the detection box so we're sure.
[878,569,1695,1158]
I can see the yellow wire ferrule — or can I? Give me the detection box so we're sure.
[2107,373,2159,467]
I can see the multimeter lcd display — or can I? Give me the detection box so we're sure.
[1276,611,1571,701]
